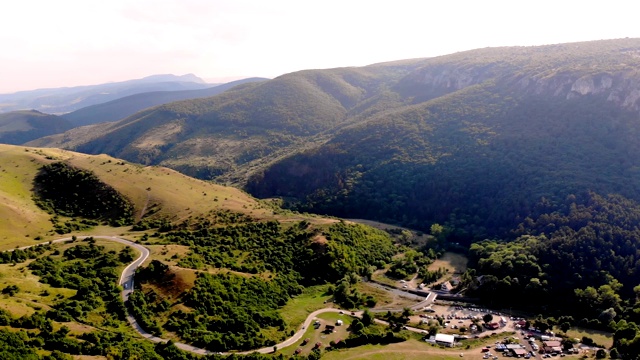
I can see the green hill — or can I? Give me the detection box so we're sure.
[0,144,288,250]
[61,77,267,127]
[0,110,72,144]
[30,59,429,178]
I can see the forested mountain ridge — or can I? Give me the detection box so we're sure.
[28,38,640,239]
[248,38,640,237]
[60,77,267,127]
[0,110,72,144]
[29,58,430,178]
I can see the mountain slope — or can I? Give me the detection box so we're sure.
[0,144,278,250]
[61,77,267,127]
[0,74,210,114]
[30,59,430,178]
[246,38,640,236]
[28,38,640,239]
[0,110,72,144]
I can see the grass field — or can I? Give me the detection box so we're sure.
[566,327,613,348]
[279,312,353,356]
[0,147,54,248]
[346,219,431,245]
[0,260,76,317]
[321,338,496,360]
[146,244,191,266]
[280,285,332,331]
[428,252,468,276]
[356,282,418,310]
[370,268,399,287]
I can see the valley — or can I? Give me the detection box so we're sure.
[3,38,640,359]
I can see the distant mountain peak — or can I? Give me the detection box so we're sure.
[139,73,207,84]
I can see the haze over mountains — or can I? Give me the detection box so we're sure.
[0,73,210,114]
[25,38,640,239]
[0,77,267,145]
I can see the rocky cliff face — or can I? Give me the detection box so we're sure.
[403,61,640,114]
[516,71,640,112]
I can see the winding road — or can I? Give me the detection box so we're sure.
[11,235,432,355]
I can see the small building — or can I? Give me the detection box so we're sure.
[542,340,562,353]
[435,333,456,347]
[511,348,527,357]
[543,340,562,348]
[440,281,453,292]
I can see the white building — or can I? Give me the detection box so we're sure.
[435,333,456,347]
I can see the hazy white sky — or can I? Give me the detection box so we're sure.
[1,0,638,93]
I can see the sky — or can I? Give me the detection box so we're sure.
[1,0,639,93]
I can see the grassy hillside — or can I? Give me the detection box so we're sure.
[0,144,409,358]
[0,143,277,250]
[0,110,72,144]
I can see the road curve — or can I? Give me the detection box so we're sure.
[9,236,429,355]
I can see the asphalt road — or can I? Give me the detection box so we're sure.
[9,236,434,355]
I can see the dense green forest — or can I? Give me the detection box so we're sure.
[453,192,640,358]
[130,220,398,351]
[33,162,133,226]
[248,90,640,242]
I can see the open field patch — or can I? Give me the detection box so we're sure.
[356,282,417,310]
[280,312,353,357]
[566,327,613,348]
[0,262,76,317]
[146,244,191,266]
[280,285,332,331]
[428,252,468,276]
[322,338,507,360]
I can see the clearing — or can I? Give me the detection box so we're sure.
[428,252,468,276]
[280,285,333,332]
[321,338,503,360]
[279,312,353,357]
[356,282,420,310]
[566,327,613,348]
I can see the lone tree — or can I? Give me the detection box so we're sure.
[483,313,494,324]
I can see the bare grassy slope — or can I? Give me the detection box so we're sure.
[0,144,276,250]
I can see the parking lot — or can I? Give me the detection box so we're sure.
[410,304,515,335]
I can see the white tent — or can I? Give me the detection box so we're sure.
[435,333,455,347]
